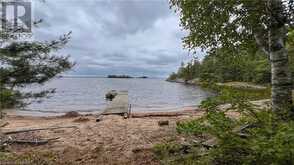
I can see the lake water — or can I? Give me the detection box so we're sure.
[15,78,212,115]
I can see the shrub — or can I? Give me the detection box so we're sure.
[0,88,22,109]
[155,87,294,165]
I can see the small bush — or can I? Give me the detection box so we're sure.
[0,88,22,109]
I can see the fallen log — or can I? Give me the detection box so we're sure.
[7,137,60,145]
[131,111,201,118]
[3,126,78,135]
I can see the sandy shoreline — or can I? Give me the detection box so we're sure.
[1,109,203,165]
[3,105,200,117]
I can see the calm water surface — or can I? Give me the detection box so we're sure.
[18,78,212,114]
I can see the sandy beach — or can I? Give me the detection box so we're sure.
[1,109,204,165]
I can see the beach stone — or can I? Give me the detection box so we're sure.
[123,113,129,119]
[96,116,103,122]
[158,120,169,126]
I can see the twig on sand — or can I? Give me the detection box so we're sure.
[3,126,78,135]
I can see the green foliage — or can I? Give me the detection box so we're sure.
[155,87,294,165]
[167,49,273,84]
[170,0,255,51]
[208,85,270,101]
[0,87,22,109]
[153,142,203,165]
[169,60,202,81]
[167,72,178,81]
[176,118,207,136]
[167,29,294,85]
[170,0,293,53]
[288,28,294,47]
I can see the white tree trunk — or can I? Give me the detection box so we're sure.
[268,0,292,112]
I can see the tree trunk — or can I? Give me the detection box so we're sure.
[268,0,293,112]
[269,30,292,112]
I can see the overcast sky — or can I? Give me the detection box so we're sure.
[33,0,204,77]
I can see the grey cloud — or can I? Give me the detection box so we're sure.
[32,0,202,77]
[102,0,170,36]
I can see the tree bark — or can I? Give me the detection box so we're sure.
[268,0,293,112]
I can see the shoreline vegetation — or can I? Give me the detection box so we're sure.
[166,78,268,91]
[167,78,274,106]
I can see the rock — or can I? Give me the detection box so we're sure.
[96,116,103,122]
[158,120,169,126]
[123,113,128,119]
[105,90,118,101]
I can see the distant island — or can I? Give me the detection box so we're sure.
[108,75,133,78]
[107,75,148,79]
[137,76,148,79]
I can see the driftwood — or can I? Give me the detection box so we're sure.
[3,126,78,135]
[6,137,60,145]
[158,120,169,126]
[131,112,197,118]
[0,122,9,128]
